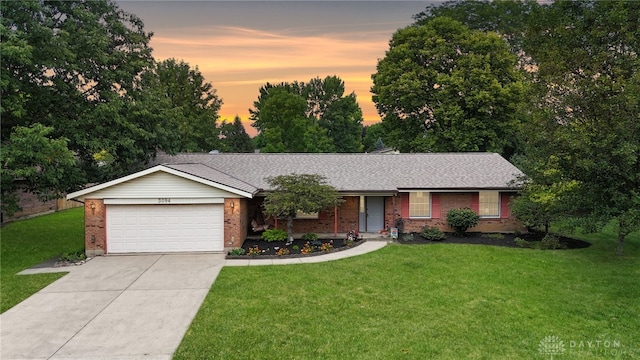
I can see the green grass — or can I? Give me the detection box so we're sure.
[175,229,640,359]
[0,208,84,313]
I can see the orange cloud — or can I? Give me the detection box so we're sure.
[150,24,393,135]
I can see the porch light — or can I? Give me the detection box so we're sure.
[90,202,96,214]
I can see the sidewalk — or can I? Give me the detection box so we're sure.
[225,239,389,266]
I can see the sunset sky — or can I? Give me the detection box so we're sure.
[116,1,441,136]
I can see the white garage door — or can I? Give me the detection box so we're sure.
[106,204,223,253]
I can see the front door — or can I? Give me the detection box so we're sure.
[365,196,385,232]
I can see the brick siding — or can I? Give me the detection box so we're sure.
[84,199,106,256]
[224,198,247,249]
[270,196,360,234]
[399,192,525,233]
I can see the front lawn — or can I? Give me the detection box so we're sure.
[175,229,640,359]
[0,208,84,313]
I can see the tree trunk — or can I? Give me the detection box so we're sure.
[616,231,625,257]
[286,215,294,245]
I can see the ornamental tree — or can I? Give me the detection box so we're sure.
[262,174,344,243]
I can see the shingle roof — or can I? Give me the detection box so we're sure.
[164,164,259,194]
[152,153,523,193]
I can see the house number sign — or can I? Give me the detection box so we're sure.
[158,198,171,204]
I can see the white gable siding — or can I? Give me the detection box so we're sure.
[86,171,240,200]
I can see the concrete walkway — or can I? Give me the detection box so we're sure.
[1,240,387,360]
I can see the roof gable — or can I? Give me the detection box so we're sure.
[67,165,255,200]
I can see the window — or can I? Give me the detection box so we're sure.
[296,210,318,219]
[409,192,430,217]
[479,191,500,217]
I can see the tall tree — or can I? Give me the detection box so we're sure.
[219,116,255,153]
[250,76,363,152]
[254,89,311,153]
[319,95,364,152]
[362,123,388,152]
[520,0,640,255]
[413,0,640,255]
[301,75,345,120]
[414,0,540,54]
[371,17,526,156]
[154,58,223,152]
[1,0,159,190]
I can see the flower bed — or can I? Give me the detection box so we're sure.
[226,238,365,259]
[397,231,591,249]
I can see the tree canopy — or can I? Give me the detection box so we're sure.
[1,0,225,213]
[412,0,640,255]
[0,124,78,215]
[219,116,255,153]
[153,58,223,153]
[371,17,526,156]
[520,0,640,256]
[1,0,157,212]
[262,174,344,242]
[250,76,363,153]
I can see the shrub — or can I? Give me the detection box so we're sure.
[229,248,246,256]
[420,226,446,241]
[59,249,86,262]
[292,245,300,251]
[514,237,531,248]
[446,208,480,235]
[539,234,567,250]
[302,232,319,241]
[276,247,291,256]
[401,233,415,242]
[262,228,288,242]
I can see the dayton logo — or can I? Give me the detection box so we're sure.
[539,335,566,359]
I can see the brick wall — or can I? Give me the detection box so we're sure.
[400,192,525,233]
[439,193,474,218]
[385,196,402,231]
[84,199,106,256]
[224,198,247,249]
[272,196,360,234]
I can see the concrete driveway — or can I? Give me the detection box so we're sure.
[1,254,226,360]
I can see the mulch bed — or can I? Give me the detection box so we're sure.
[227,238,365,258]
[397,231,591,249]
